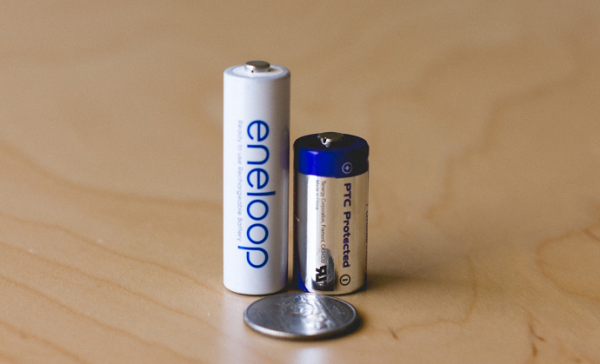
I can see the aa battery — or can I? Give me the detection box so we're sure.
[223,61,290,295]
[293,132,369,295]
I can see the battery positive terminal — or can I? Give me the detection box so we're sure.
[245,60,271,73]
[318,132,344,148]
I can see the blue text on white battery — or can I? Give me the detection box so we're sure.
[238,120,275,269]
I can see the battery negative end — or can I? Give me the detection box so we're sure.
[245,60,271,73]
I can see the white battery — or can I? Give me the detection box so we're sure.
[223,61,290,295]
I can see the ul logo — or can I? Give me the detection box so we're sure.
[315,266,328,282]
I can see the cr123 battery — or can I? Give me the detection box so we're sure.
[293,132,369,295]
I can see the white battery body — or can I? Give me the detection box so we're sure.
[223,62,290,295]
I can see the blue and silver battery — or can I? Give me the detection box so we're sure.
[293,132,369,295]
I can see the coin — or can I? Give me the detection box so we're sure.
[244,292,359,340]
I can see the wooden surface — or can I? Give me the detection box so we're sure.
[1,1,600,363]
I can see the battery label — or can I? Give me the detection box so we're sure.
[295,171,368,294]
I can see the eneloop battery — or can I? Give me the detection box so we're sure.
[223,61,290,295]
[293,132,369,295]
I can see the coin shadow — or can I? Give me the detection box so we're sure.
[329,314,362,340]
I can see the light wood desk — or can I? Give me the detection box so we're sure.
[1,1,599,363]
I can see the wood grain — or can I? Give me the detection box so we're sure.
[1,1,600,363]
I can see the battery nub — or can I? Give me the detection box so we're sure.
[245,60,271,73]
[318,132,344,147]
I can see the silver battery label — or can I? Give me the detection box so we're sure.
[295,171,368,294]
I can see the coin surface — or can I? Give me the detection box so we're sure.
[244,292,358,339]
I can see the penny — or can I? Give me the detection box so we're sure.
[243,292,358,340]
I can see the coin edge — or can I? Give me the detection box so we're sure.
[243,293,359,340]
